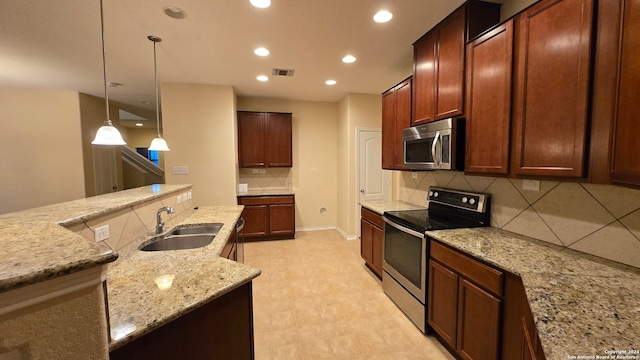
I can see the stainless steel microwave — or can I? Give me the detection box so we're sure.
[402,118,464,170]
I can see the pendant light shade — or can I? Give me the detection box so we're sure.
[92,0,126,146]
[148,35,170,151]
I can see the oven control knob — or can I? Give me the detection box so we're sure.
[429,191,433,197]
[433,192,439,198]
[462,197,468,204]
[469,198,476,205]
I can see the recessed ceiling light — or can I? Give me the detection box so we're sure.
[163,6,187,19]
[107,81,123,87]
[325,80,337,86]
[257,75,269,82]
[373,10,393,23]
[141,101,152,105]
[342,55,356,63]
[254,47,270,56]
[250,0,271,8]
[135,123,143,127]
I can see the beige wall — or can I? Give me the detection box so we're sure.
[161,83,238,206]
[0,284,109,360]
[0,89,86,214]
[500,0,539,20]
[336,94,382,238]
[394,171,640,269]
[237,98,339,231]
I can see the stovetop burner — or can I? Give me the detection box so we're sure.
[383,187,491,233]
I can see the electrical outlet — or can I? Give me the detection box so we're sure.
[252,169,260,174]
[258,168,266,174]
[522,179,541,191]
[177,194,183,204]
[411,172,418,179]
[187,191,192,200]
[95,225,109,242]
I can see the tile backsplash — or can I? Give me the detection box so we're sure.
[239,168,292,191]
[396,171,640,268]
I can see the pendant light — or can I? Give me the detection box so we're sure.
[148,35,170,151]
[92,0,126,146]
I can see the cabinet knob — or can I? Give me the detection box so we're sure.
[360,189,365,193]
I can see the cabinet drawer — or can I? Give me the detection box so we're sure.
[238,195,294,206]
[361,207,384,228]
[431,240,503,296]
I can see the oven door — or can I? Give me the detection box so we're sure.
[382,217,427,303]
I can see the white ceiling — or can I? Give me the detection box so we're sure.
[1,0,502,125]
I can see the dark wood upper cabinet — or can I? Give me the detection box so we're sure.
[610,0,640,187]
[511,0,594,178]
[238,111,292,168]
[412,1,501,126]
[465,20,514,175]
[382,77,412,170]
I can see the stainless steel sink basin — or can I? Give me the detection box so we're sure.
[139,223,223,251]
[169,224,223,236]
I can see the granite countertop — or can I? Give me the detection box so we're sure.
[107,205,261,351]
[426,227,640,359]
[0,184,194,292]
[237,189,295,197]
[359,200,426,215]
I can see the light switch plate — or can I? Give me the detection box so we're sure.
[412,172,418,179]
[172,166,189,175]
[177,194,183,204]
[187,191,192,200]
[522,179,541,191]
[238,183,248,193]
[95,225,109,242]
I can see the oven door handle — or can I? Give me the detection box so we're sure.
[383,217,425,238]
[431,131,440,168]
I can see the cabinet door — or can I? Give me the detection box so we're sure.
[241,205,268,237]
[381,88,397,170]
[413,33,437,125]
[266,113,292,167]
[457,279,501,360]
[269,203,295,235]
[611,0,640,186]
[428,260,459,349]
[395,79,412,168]
[512,0,594,177]
[360,218,374,265]
[370,222,384,277]
[238,112,267,167]
[465,21,513,175]
[436,8,466,120]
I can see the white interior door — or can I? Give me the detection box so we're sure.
[358,129,390,203]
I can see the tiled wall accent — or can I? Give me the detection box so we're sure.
[396,171,640,268]
[239,168,292,191]
[65,191,194,251]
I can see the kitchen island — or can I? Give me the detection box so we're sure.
[0,185,260,359]
[427,227,640,360]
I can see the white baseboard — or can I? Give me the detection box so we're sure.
[296,226,337,232]
[335,226,358,241]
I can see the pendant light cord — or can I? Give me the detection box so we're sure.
[99,0,111,125]
[153,38,161,138]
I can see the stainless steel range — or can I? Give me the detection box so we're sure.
[382,187,490,333]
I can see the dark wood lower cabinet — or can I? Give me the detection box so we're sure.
[238,195,295,241]
[428,240,503,360]
[360,207,384,278]
[110,282,255,360]
[457,279,501,360]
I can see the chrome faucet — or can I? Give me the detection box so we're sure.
[156,206,175,234]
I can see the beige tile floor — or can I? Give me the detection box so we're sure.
[244,229,456,360]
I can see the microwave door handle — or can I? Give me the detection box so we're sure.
[431,131,440,167]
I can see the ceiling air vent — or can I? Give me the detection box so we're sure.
[272,68,295,77]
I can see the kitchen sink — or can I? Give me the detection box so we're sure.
[139,223,223,251]
[169,224,223,236]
